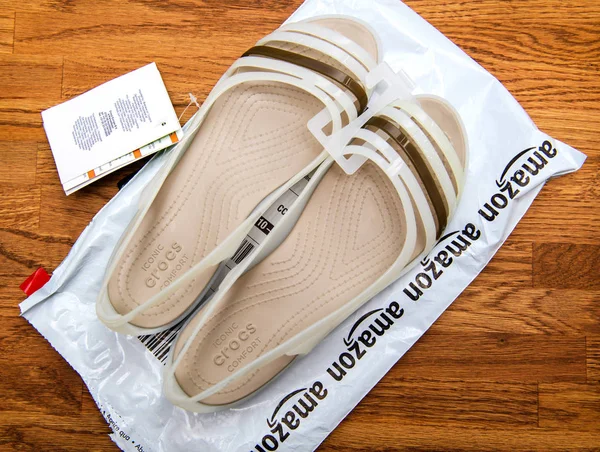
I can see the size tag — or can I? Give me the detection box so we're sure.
[42,63,181,187]
[308,62,415,175]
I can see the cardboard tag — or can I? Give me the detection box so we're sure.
[42,63,181,191]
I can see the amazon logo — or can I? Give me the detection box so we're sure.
[250,382,328,452]
[479,140,557,222]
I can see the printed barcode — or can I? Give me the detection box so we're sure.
[232,239,255,265]
[138,322,183,364]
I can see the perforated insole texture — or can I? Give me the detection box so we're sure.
[174,162,407,405]
[107,82,324,328]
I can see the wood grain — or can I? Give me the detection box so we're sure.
[472,240,532,288]
[394,333,587,382]
[539,383,600,430]
[0,13,13,54]
[62,56,227,109]
[588,337,600,382]
[533,243,600,290]
[0,0,598,451]
[0,141,37,184]
[352,378,539,428]
[0,54,63,99]
[324,421,600,451]
[435,287,600,335]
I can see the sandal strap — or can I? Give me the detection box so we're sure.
[256,30,368,85]
[242,45,368,114]
[352,127,437,248]
[394,98,464,194]
[278,22,377,71]
[366,115,449,235]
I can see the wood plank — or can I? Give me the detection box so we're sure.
[353,378,538,428]
[527,109,600,158]
[0,314,64,361]
[0,97,59,141]
[0,412,113,451]
[436,287,600,335]
[322,422,600,451]
[0,53,62,99]
[588,337,600,382]
[420,16,599,69]
[0,363,83,416]
[503,65,600,115]
[0,13,13,54]
[394,333,587,383]
[471,240,532,288]
[533,243,600,290]
[539,382,600,430]
[0,274,28,312]
[13,6,297,60]
[0,141,37,184]
[3,0,299,14]
[0,226,73,278]
[406,0,600,20]
[0,183,40,230]
[35,143,57,185]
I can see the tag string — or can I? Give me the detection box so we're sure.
[178,93,201,123]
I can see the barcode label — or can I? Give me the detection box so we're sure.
[138,321,184,363]
[232,239,255,264]
[137,170,314,363]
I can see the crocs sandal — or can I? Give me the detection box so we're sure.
[95,15,382,335]
[163,71,468,412]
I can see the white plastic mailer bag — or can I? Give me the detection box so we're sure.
[21,0,586,451]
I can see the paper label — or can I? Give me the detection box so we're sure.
[63,130,183,195]
[42,63,180,184]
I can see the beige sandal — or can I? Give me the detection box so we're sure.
[163,66,468,412]
[96,15,382,335]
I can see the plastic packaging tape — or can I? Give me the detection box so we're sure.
[20,0,587,450]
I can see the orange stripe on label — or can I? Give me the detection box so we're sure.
[133,149,142,159]
[87,170,96,179]
[169,132,179,143]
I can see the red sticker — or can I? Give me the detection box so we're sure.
[20,267,51,296]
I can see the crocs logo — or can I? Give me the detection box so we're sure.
[250,381,328,452]
[479,140,557,222]
[143,242,184,288]
[213,323,259,372]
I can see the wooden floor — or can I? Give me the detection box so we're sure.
[0,0,598,450]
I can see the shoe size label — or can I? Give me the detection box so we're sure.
[138,173,312,363]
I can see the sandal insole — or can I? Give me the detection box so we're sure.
[174,161,407,405]
[108,82,324,328]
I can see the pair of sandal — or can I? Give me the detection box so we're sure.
[96,15,467,412]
